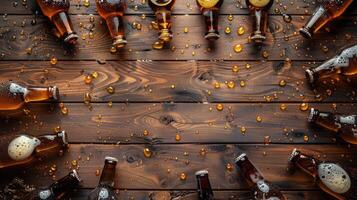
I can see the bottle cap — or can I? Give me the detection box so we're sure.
[113,36,127,49]
[57,130,68,145]
[64,33,79,45]
[235,153,247,163]
[288,148,300,163]
[307,108,317,122]
[305,69,315,85]
[205,32,220,41]
[105,156,119,163]
[195,170,209,176]
[50,86,60,100]
[299,27,312,39]
[71,169,82,182]
[159,29,172,42]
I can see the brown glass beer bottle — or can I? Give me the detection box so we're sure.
[288,148,355,200]
[0,82,59,111]
[308,108,357,144]
[235,153,287,200]
[96,0,127,49]
[30,170,81,200]
[0,131,68,170]
[300,0,353,39]
[88,156,118,200]
[246,0,273,43]
[305,44,357,87]
[196,0,224,41]
[195,170,214,200]
[35,0,78,44]
[148,0,176,43]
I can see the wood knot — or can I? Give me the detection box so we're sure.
[159,115,175,125]
[198,71,214,81]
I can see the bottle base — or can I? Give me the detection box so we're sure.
[250,34,266,43]
[64,33,79,45]
[305,69,315,85]
[113,37,128,49]
[204,32,220,41]
[299,27,312,39]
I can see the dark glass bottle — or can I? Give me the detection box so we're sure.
[196,0,224,41]
[0,131,68,170]
[35,0,78,44]
[88,156,118,200]
[195,170,214,200]
[235,153,287,200]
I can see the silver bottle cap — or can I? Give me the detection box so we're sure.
[195,170,209,176]
[105,156,118,163]
[235,153,247,163]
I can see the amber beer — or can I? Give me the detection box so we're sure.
[195,170,214,200]
[30,170,81,200]
[288,149,354,200]
[196,0,224,41]
[308,108,357,144]
[305,44,357,86]
[0,131,67,170]
[148,0,176,43]
[96,0,127,49]
[0,82,59,111]
[36,0,78,44]
[88,156,118,200]
[246,0,273,43]
[235,153,286,200]
[300,0,353,39]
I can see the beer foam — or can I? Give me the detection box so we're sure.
[318,163,351,194]
[8,135,41,161]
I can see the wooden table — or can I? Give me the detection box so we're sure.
[0,0,356,199]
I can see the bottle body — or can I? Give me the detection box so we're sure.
[308,108,357,144]
[196,0,223,40]
[88,156,118,200]
[148,0,176,43]
[31,170,81,200]
[245,0,273,43]
[305,44,357,86]
[35,0,78,44]
[0,82,59,110]
[0,131,68,170]
[288,149,353,200]
[300,0,353,39]
[235,153,286,200]
[195,170,214,200]
[96,0,127,49]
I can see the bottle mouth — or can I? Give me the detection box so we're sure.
[299,27,312,39]
[305,69,315,85]
[57,130,68,145]
[288,148,300,163]
[205,32,220,41]
[235,153,247,164]
[105,156,119,163]
[50,86,60,100]
[159,29,172,42]
[113,36,128,49]
[307,108,316,122]
[71,169,82,182]
[64,33,79,45]
[195,169,209,176]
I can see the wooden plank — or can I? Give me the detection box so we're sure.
[0,144,354,190]
[0,15,355,61]
[1,61,356,102]
[1,103,356,144]
[70,190,334,200]
[1,0,357,15]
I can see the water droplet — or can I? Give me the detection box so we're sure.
[84,92,91,104]
[300,103,309,111]
[239,80,246,87]
[237,26,245,35]
[110,46,117,53]
[282,14,292,23]
[107,86,115,94]
[256,115,262,122]
[227,81,235,89]
[50,57,57,65]
[225,27,231,34]
[84,75,92,84]
[241,126,246,134]
[95,169,100,176]
[183,27,189,33]
[280,104,287,111]
[226,163,233,171]
[232,65,239,73]
[143,148,152,158]
[262,51,269,59]
[91,71,99,79]
[180,172,187,181]
[214,82,221,89]
[71,159,77,167]
[200,148,207,156]
[175,134,181,141]
[279,80,286,87]
[143,130,149,136]
[233,44,243,53]
[303,135,309,142]
[216,103,224,111]
[152,41,164,50]
[83,0,90,7]
[227,14,234,21]
[264,136,270,145]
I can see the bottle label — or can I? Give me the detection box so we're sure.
[9,83,27,95]
[197,0,220,8]
[318,163,351,194]
[248,0,271,7]
[150,0,173,6]
[98,188,109,199]
[334,45,357,68]
[8,135,41,161]
[256,180,270,193]
[338,115,356,125]
[38,189,52,200]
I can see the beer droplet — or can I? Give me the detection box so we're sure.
[50,57,57,65]
[226,163,233,171]
[240,80,246,87]
[282,14,292,23]
[237,26,245,35]
[95,169,100,176]
[300,103,309,111]
[216,103,224,111]
[241,126,246,134]
[256,115,262,122]
[143,130,149,136]
[279,80,286,87]
[227,14,234,21]
[280,104,287,111]
[180,172,187,181]
[225,27,231,34]
[262,50,269,59]
[214,82,221,89]
[200,148,207,156]
[170,84,175,89]
[108,101,113,107]
[264,136,270,145]
[91,71,99,79]
[232,65,239,73]
[107,86,115,94]
[304,135,309,142]
[61,106,68,115]
[83,0,90,7]
[152,41,164,50]
[175,134,181,141]
[84,75,92,84]
[183,27,188,33]
[110,46,117,53]
[84,92,91,104]
[71,159,77,167]
[143,148,152,158]
[227,81,235,89]
[233,44,243,53]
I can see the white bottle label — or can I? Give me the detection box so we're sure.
[8,135,41,161]
[318,163,351,194]
[9,83,27,95]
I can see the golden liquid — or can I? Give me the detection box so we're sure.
[248,0,271,8]
[197,0,220,8]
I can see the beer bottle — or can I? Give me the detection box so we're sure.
[30,170,81,200]
[308,108,357,144]
[288,148,354,200]
[196,0,224,41]
[35,0,78,44]
[195,170,214,200]
[0,131,68,170]
[235,153,287,200]
[0,82,59,111]
[305,44,357,86]
[88,156,118,200]
[96,0,127,49]
[300,0,353,39]
[148,0,176,43]
[246,0,273,43]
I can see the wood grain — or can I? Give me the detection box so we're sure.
[0,144,355,190]
[0,15,356,60]
[1,61,356,102]
[1,103,356,144]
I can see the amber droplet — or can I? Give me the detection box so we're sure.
[262,51,269,59]
[256,115,262,122]
[216,103,224,111]
[183,27,189,33]
[226,163,233,171]
[227,14,233,21]
[227,81,235,89]
[241,126,246,134]
[237,26,245,35]
[91,71,99,79]
[143,148,152,158]
[264,136,270,145]
[200,148,207,156]
[152,41,164,50]
[175,134,181,141]
[95,169,100,176]
[279,80,286,87]
[232,65,239,73]
[54,126,61,133]
[303,135,309,142]
[61,107,68,115]
[110,46,117,53]
[107,86,115,94]
[108,101,113,107]
[143,130,149,136]
[50,57,57,65]
[84,92,91,104]
[84,75,92,84]
[233,44,243,53]
[300,103,309,111]
[170,84,175,89]
[280,104,287,111]
[71,160,77,167]
[180,172,187,181]
[240,80,246,87]
[83,0,90,7]
[225,27,231,34]
[214,82,221,89]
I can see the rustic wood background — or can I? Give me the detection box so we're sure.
[0,0,356,199]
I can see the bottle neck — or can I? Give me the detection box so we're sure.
[155,9,173,42]
[291,151,319,178]
[35,131,68,158]
[235,155,264,186]
[310,109,341,133]
[250,9,269,43]
[196,171,214,200]
[300,6,328,38]
[51,12,78,44]
[99,160,117,187]
[105,16,127,48]
[23,85,58,103]
[202,9,220,40]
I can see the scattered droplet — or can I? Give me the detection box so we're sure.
[227,14,234,21]
[183,27,189,33]
[304,135,309,142]
[240,80,246,87]
[143,148,152,158]
[237,26,245,35]
[227,81,235,89]
[300,103,309,111]
[233,44,243,53]
[225,27,231,34]
[83,0,90,7]
[175,134,181,141]
[282,14,292,23]
[214,82,221,89]
[226,163,233,171]
[143,130,149,136]
[256,115,262,122]
[232,65,239,73]
[152,41,164,50]
[50,57,57,65]
[241,126,246,135]
[279,80,286,87]
[200,148,207,156]
[84,75,92,84]
[264,136,270,145]
[280,104,287,111]
[216,103,224,111]
[180,172,187,181]
[107,86,115,94]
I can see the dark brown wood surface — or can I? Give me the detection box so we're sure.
[0,0,356,200]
